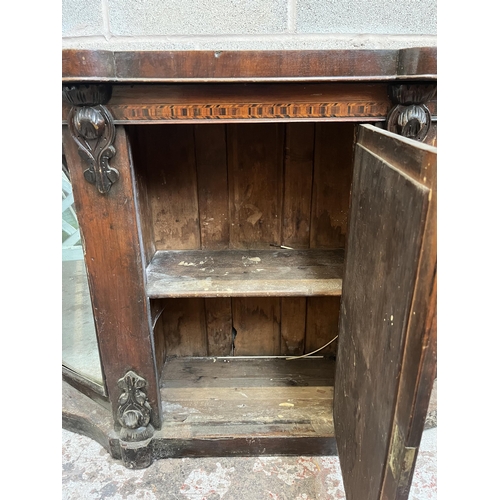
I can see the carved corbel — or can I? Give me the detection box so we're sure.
[63,84,118,194]
[386,84,436,142]
[116,370,155,469]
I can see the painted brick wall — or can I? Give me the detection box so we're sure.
[62,0,436,50]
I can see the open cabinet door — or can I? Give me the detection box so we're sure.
[334,124,437,500]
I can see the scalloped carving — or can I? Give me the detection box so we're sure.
[388,84,436,106]
[386,83,436,142]
[387,104,432,141]
[62,84,112,107]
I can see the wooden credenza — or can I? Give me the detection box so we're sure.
[62,47,437,500]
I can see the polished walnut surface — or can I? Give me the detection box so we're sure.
[62,47,437,82]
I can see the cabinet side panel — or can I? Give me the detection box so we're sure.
[227,123,284,249]
[127,126,156,264]
[162,298,208,356]
[134,125,201,250]
[153,305,167,376]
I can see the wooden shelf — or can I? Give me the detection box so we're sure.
[156,357,336,456]
[146,248,344,298]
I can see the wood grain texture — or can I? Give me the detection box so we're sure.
[373,126,437,499]
[150,299,167,377]
[310,123,355,249]
[333,125,434,500]
[146,249,344,298]
[161,357,335,387]
[194,124,230,249]
[282,123,315,248]
[127,127,156,264]
[152,436,336,458]
[305,297,340,356]
[232,297,281,355]
[62,125,161,428]
[205,298,233,356]
[161,298,208,357]
[124,122,352,359]
[133,125,200,250]
[280,298,307,356]
[227,123,284,248]
[158,357,335,451]
[62,48,436,83]
[62,83,437,124]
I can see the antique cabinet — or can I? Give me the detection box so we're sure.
[62,48,437,500]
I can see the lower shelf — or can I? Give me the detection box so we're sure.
[155,356,337,456]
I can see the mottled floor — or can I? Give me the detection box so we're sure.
[62,426,436,499]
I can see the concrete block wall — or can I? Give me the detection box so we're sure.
[62,0,436,50]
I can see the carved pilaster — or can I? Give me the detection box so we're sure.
[116,370,155,469]
[63,84,118,194]
[386,84,436,142]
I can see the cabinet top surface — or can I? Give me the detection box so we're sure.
[62,47,437,83]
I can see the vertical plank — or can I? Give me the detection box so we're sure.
[279,123,314,355]
[126,126,156,264]
[305,297,340,356]
[136,125,200,250]
[227,123,284,249]
[62,125,161,428]
[232,297,281,356]
[205,298,233,356]
[280,297,307,356]
[195,124,230,249]
[162,298,208,356]
[194,125,232,359]
[305,123,353,361]
[282,123,315,249]
[310,123,355,249]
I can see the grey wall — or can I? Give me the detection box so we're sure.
[62,0,436,51]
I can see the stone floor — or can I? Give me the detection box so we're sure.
[62,380,437,500]
[62,427,436,500]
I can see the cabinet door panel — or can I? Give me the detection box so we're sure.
[334,125,436,500]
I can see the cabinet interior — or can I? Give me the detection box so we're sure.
[128,121,355,358]
[127,121,355,440]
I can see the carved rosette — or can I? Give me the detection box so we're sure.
[117,370,155,469]
[63,84,118,194]
[386,84,436,142]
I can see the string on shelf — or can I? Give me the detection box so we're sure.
[285,335,339,361]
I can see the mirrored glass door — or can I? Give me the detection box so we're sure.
[62,162,104,388]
